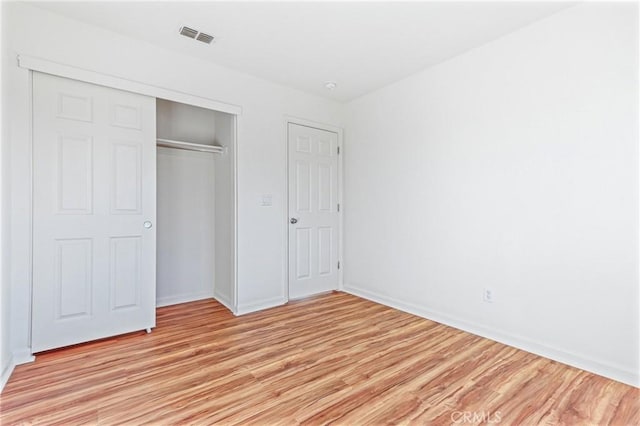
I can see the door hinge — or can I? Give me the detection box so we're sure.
[338,261,341,270]
[337,203,340,212]
[337,146,340,155]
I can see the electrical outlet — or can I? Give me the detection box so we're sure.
[483,288,494,303]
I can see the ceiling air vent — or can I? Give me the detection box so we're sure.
[179,26,215,45]
[196,32,215,44]
[179,26,198,39]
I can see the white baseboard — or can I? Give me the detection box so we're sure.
[1,347,35,393]
[13,348,35,365]
[213,290,235,314]
[1,354,15,393]
[344,283,639,388]
[236,296,287,316]
[156,291,214,308]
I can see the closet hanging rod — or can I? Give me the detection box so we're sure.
[156,138,224,154]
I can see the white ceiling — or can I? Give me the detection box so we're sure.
[31,1,574,102]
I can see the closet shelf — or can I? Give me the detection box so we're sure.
[157,138,225,154]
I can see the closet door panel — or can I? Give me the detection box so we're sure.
[54,238,93,320]
[55,134,94,214]
[111,141,142,214]
[32,72,156,353]
[109,236,142,310]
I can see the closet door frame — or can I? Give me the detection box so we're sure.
[283,116,344,301]
[17,55,240,359]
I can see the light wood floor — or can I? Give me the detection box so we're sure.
[1,292,638,425]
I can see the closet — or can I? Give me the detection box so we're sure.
[29,68,236,353]
[156,99,236,311]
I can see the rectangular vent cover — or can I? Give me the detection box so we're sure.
[196,32,214,44]
[179,26,198,39]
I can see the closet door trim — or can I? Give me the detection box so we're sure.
[18,55,242,116]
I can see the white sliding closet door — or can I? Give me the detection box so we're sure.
[32,72,156,352]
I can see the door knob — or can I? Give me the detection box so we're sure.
[143,221,153,229]
[290,218,298,224]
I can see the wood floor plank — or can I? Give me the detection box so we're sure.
[1,292,638,425]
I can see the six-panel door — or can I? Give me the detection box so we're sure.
[288,123,339,299]
[32,72,156,352]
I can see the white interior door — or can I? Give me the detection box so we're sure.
[32,72,156,352]
[288,123,339,299]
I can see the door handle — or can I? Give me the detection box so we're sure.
[143,221,153,229]
[290,218,298,224]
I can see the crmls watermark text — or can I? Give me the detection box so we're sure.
[450,410,502,424]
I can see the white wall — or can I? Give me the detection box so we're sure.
[213,112,236,311]
[0,1,15,391]
[156,148,216,307]
[4,2,343,362]
[344,3,639,386]
[157,99,218,146]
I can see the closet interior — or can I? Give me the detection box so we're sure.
[156,98,236,311]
